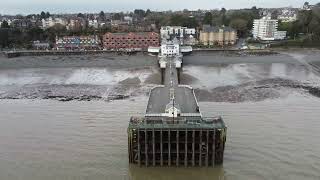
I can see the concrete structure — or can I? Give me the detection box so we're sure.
[199,25,237,46]
[253,17,286,41]
[148,39,192,57]
[160,40,180,57]
[102,32,159,50]
[128,41,227,167]
[55,35,101,50]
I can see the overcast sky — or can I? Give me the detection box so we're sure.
[1,0,319,15]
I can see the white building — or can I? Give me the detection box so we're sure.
[0,19,12,27]
[277,9,297,22]
[41,17,67,29]
[302,3,315,10]
[253,17,286,41]
[123,16,133,23]
[278,14,297,22]
[275,31,287,40]
[160,40,180,57]
[160,26,196,41]
[88,19,99,29]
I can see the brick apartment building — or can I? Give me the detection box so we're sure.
[102,32,159,50]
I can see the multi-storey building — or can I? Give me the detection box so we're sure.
[199,25,237,46]
[253,17,286,40]
[55,35,101,50]
[11,19,33,29]
[160,26,196,45]
[102,32,159,50]
[41,17,67,29]
[88,19,99,29]
[67,18,86,31]
[277,8,298,22]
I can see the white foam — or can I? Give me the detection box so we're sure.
[65,68,114,85]
[0,68,153,86]
[184,63,320,89]
[184,64,252,89]
[113,69,152,83]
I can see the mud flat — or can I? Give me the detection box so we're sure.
[0,51,320,103]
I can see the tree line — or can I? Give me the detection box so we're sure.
[2,5,320,49]
[278,5,320,42]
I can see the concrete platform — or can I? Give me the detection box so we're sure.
[128,54,227,167]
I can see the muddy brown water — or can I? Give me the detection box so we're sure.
[0,96,319,180]
[0,51,320,179]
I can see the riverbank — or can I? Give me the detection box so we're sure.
[4,47,320,59]
[3,48,281,58]
[3,49,148,58]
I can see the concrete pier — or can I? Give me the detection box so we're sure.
[128,45,227,167]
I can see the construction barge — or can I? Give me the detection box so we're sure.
[128,40,227,167]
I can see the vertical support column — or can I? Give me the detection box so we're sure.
[137,129,141,166]
[199,130,202,166]
[160,129,163,166]
[177,68,181,84]
[206,129,209,167]
[161,69,164,85]
[176,130,179,166]
[128,129,131,163]
[212,129,215,167]
[145,129,148,167]
[168,129,171,166]
[192,130,195,167]
[220,129,225,164]
[185,129,188,167]
[152,129,155,166]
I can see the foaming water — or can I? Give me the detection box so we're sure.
[64,68,115,85]
[0,94,319,180]
[183,63,320,89]
[0,67,153,86]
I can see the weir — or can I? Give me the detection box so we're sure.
[128,41,227,167]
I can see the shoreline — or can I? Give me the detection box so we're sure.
[3,49,148,58]
[3,48,278,58]
[3,47,320,58]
